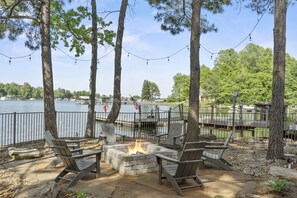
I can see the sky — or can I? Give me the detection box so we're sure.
[0,1,296,98]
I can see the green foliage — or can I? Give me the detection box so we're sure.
[0,1,41,50]
[51,0,116,56]
[0,82,93,99]
[141,80,160,101]
[168,43,297,105]
[146,0,231,35]
[169,73,190,102]
[268,177,291,193]
[76,191,87,198]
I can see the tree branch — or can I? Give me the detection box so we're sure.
[0,15,39,22]
[99,10,120,21]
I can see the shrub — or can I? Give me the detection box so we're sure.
[268,177,291,193]
[77,191,87,198]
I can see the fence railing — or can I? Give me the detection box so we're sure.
[1,109,297,148]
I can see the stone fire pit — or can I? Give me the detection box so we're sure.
[102,142,178,175]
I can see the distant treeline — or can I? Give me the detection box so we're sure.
[0,82,93,99]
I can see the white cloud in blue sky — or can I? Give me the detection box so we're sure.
[0,1,296,98]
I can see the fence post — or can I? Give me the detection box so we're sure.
[210,105,214,135]
[168,108,171,134]
[13,112,16,146]
[179,104,184,120]
[133,112,136,140]
[232,92,237,135]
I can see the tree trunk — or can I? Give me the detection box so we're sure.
[40,0,57,138]
[267,0,287,160]
[106,0,128,123]
[185,0,202,142]
[85,0,98,138]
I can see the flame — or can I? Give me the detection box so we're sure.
[128,139,146,155]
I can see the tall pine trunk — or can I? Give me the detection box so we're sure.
[40,0,57,138]
[267,0,287,159]
[106,0,128,123]
[85,0,98,138]
[186,0,202,142]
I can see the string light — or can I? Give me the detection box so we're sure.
[0,4,269,66]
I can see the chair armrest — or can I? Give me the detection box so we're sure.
[99,134,107,138]
[155,153,179,164]
[206,141,224,146]
[155,133,168,138]
[205,145,228,149]
[70,148,83,153]
[65,139,85,143]
[72,150,102,159]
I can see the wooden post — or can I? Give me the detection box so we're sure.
[239,105,243,137]
[155,105,160,122]
[168,108,171,134]
[133,112,136,140]
[179,103,184,120]
[138,105,142,129]
[265,107,269,128]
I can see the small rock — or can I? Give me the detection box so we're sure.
[15,181,59,198]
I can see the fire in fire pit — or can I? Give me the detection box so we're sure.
[128,139,146,155]
[102,141,178,175]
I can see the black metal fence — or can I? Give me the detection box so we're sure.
[1,108,297,148]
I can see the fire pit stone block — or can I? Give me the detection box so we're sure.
[103,142,178,175]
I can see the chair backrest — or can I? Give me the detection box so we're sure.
[175,142,206,178]
[44,130,54,147]
[165,123,183,144]
[219,131,234,157]
[100,123,116,143]
[51,139,79,171]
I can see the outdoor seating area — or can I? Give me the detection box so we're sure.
[1,130,297,197]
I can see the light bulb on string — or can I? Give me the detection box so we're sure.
[9,57,11,64]
[187,45,189,50]
[167,57,170,62]
[75,59,77,64]
[29,55,31,61]
[146,59,148,65]
[211,53,213,59]
[97,59,100,64]
[249,34,252,42]
[127,53,130,58]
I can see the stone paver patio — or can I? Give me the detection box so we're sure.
[4,156,259,198]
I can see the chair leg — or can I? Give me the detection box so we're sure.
[164,174,183,196]
[205,158,232,171]
[221,157,232,166]
[68,165,96,188]
[194,175,203,187]
[55,169,68,182]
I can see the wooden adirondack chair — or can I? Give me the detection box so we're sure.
[44,130,84,167]
[202,131,233,171]
[155,142,206,196]
[156,123,184,150]
[99,123,125,144]
[51,139,102,188]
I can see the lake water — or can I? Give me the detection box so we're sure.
[0,100,171,113]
